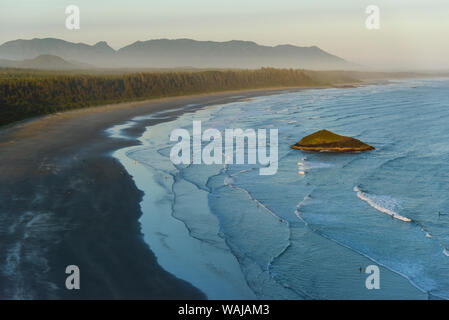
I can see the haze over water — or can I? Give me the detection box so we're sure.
[112,79,449,299]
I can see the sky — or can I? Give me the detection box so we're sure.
[1,0,448,70]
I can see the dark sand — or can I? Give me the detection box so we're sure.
[0,87,311,299]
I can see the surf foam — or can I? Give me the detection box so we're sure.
[353,186,411,222]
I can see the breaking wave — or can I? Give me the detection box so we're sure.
[353,186,412,222]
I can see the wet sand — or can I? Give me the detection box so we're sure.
[0,87,309,299]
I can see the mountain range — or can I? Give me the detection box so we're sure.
[0,38,355,70]
[0,54,91,70]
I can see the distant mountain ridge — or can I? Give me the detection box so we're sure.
[0,38,115,67]
[0,54,91,70]
[0,38,355,70]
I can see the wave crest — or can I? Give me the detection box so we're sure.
[353,186,411,222]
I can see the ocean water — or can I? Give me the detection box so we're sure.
[111,79,449,299]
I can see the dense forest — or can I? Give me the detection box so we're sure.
[0,68,357,127]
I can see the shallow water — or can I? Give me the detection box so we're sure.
[111,79,449,299]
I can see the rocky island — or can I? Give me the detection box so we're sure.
[291,129,375,152]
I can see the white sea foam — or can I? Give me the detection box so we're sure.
[223,176,233,185]
[105,121,136,139]
[443,248,449,257]
[303,161,334,170]
[353,186,411,222]
[295,194,312,212]
[226,183,282,220]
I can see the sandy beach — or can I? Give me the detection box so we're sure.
[0,87,309,299]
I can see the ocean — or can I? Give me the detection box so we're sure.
[110,79,449,299]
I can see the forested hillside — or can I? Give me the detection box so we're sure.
[0,68,355,127]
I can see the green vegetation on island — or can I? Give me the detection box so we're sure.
[0,68,358,127]
[291,129,375,152]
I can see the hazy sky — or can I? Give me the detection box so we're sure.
[1,0,448,70]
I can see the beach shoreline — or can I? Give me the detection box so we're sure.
[0,86,319,299]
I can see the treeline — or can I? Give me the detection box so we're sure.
[0,68,337,127]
